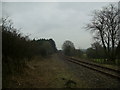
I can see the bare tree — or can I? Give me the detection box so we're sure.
[86,4,120,61]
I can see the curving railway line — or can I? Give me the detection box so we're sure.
[60,54,120,80]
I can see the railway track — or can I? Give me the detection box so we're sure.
[60,55,120,80]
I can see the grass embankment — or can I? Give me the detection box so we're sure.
[92,59,120,70]
[71,56,120,70]
[3,54,88,88]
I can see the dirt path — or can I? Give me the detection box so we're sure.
[4,54,120,88]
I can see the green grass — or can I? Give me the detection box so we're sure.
[93,59,120,65]
[93,59,107,64]
[91,59,120,70]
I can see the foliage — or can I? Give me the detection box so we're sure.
[62,40,75,56]
[62,40,84,58]
[2,17,57,75]
[86,42,106,59]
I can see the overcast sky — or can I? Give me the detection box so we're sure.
[2,2,117,49]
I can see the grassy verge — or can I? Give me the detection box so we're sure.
[3,54,88,88]
[92,59,120,70]
[70,56,120,70]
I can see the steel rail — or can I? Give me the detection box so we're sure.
[61,55,120,80]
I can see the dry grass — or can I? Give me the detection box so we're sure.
[3,54,88,88]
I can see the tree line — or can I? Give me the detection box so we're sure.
[62,40,84,58]
[62,4,120,63]
[2,18,57,75]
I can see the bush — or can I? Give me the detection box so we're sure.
[2,18,57,75]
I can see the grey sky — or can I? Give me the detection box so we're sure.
[2,2,117,49]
